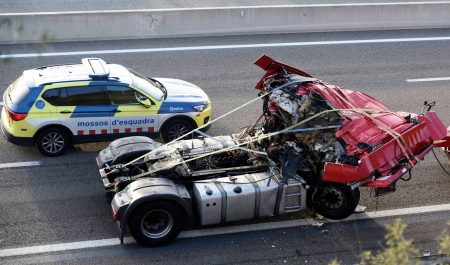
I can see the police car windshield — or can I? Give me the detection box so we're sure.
[129,70,166,101]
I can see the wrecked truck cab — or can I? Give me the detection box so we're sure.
[97,55,450,247]
[254,55,448,190]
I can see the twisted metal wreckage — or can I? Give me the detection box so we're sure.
[96,55,450,246]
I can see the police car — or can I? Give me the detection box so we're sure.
[1,58,212,156]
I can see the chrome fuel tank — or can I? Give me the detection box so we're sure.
[192,180,222,226]
[193,172,279,226]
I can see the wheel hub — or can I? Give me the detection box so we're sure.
[168,124,189,140]
[320,187,345,209]
[140,210,173,239]
[42,132,64,153]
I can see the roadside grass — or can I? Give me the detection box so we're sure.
[329,219,450,265]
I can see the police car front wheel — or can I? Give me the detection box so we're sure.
[36,128,69,156]
[161,119,194,142]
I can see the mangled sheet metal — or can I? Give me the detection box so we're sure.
[98,54,450,222]
[252,55,449,188]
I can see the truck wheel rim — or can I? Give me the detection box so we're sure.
[140,210,173,239]
[320,187,344,209]
[42,132,65,154]
[168,124,189,140]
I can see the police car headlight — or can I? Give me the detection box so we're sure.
[193,102,208,112]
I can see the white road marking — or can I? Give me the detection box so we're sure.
[0,238,120,258]
[0,102,3,106]
[0,203,449,258]
[345,203,450,220]
[179,203,450,238]
[2,36,450,59]
[0,161,41,169]
[406,77,450,82]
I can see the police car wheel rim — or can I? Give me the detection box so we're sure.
[167,124,189,140]
[140,210,173,239]
[42,132,65,154]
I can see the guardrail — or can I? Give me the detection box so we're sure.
[1,2,450,43]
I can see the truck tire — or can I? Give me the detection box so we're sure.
[128,201,184,247]
[309,183,360,220]
[161,118,194,143]
[36,127,69,156]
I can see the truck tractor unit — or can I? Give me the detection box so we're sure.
[96,55,450,247]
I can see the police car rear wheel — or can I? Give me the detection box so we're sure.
[36,128,69,156]
[162,119,194,142]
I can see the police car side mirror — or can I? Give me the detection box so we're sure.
[135,92,152,108]
[137,98,152,108]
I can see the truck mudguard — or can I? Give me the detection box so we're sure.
[96,136,163,168]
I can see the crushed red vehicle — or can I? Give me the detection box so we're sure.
[96,55,450,246]
[255,54,449,193]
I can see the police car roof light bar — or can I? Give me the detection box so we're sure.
[82,58,110,79]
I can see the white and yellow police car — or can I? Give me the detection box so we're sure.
[1,58,212,156]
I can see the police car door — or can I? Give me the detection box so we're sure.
[56,85,113,140]
[107,85,159,137]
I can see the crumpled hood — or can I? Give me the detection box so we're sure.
[153,78,209,102]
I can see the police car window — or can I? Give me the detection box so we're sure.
[58,86,110,106]
[42,88,60,105]
[128,70,164,101]
[107,86,140,105]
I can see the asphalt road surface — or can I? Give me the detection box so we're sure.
[2,212,449,265]
[0,0,426,12]
[0,28,450,264]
